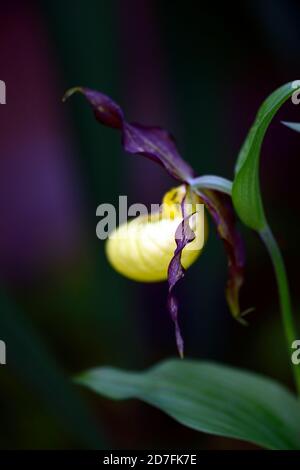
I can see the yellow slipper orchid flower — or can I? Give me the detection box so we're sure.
[106,185,207,282]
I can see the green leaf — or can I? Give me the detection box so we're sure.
[232,82,296,230]
[76,359,300,450]
[232,83,300,395]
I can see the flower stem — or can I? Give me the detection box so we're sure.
[260,225,300,395]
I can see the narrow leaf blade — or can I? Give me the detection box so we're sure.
[232,82,296,230]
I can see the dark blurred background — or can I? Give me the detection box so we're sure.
[0,0,299,450]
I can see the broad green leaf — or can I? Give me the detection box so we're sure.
[232,82,296,230]
[76,359,300,450]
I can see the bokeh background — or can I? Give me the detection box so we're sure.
[0,0,300,449]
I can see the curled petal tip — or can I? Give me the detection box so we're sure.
[237,307,255,326]
[236,316,248,327]
[62,86,82,102]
